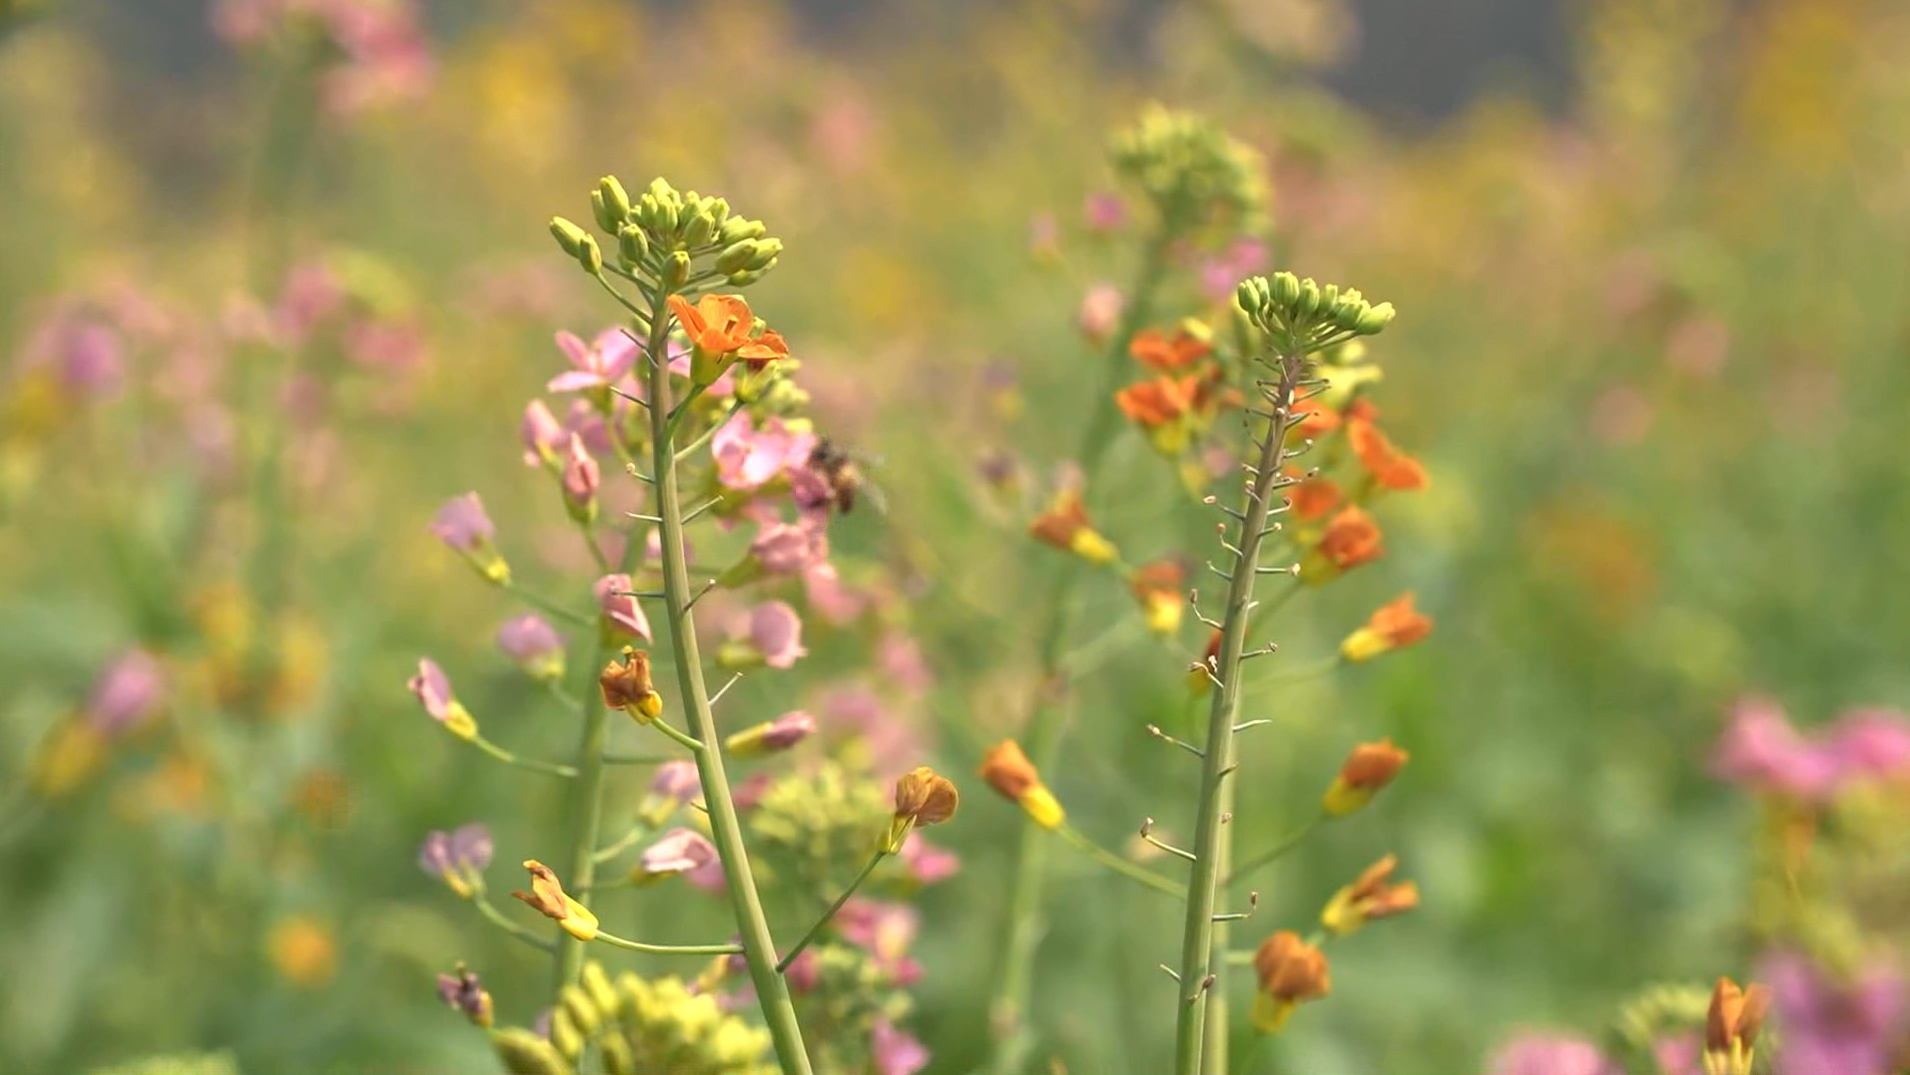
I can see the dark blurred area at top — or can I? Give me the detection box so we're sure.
[88,0,1578,124]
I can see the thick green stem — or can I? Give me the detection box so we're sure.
[1171,358,1303,1075]
[988,222,1176,1073]
[644,285,815,1075]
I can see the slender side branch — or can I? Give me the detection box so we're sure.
[470,735,579,779]
[1056,824,1183,897]
[778,851,886,972]
[596,930,744,956]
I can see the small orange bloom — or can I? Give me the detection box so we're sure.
[1129,559,1186,635]
[269,916,339,988]
[979,741,1065,829]
[736,328,789,372]
[1029,490,1120,565]
[1316,506,1384,572]
[1251,931,1331,1033]
[1345,397,1379,422]
[1115,375,1201,428]
[668,293,755,354]
[1283,467,1341,521]
[1323,737,1409,816]
[1290,396,1341,438]
[1320,854,1420,936]
[1130,327,1212,371]
[512,860,599,940]
[1706,977,1771,1075]
[1348,417,1428,492]
[1341,594,1433,662]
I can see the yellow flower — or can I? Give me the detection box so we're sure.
[1320,854,1420,936]
[1322,738,1409,817]
[512,860,599,941]
[978,740,1065,830]
[269,916,338,988]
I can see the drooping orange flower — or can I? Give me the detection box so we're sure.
[668,293,755,354]
[1130,326,1212,371]
[599,646,663,722]
[979,740,1065,829]
[1029,490,1120,565]
[736,328,789,372]
[1283,467,1342,521]
[1290,396,1341,438]
[1251,931,1331,1033]
[1706,977,1771,1075]
[1317,506,1384,571]
[1348,417,1428,492]
[1115,375,1202,428]
[1323,737,1409,816]
[1320,854,1420,936]
[1129,559,1186,636]
[1341,594,1433,661]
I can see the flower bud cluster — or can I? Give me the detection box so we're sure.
[1236,272,1395,356]
[489,961,775,1075]
[552,176,782,289]
[1110,104,1269,237]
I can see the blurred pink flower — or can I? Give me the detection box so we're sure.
[521,400,564,466]
[1665,315,1731,380]
[1713,696,1910,802]
[24,300,126,400]
[274,262,344,345]
[429,493,495,552]
[1084,191,1126,233]
[758,711,818,751]
[803,562,868,625]
[1198,237,1269,305]
[344,319,427,371]
[1652,1032,1701,1075]
[1760,949,1905,1075]
[1590,383,1654,446]
[1828,708,1910,779]
[85,650,164,737]
[562,398,615,457]
[732,770,776,811]
[746,601,807,669]
[496,615,565,680]
[319,0,433,114]
[783,948,821,992]
[561,434,601,514]
[640,829,722,890]
[819,685,920,770]
[751,519,830,576]
[871,1019,930,1075]
[836,898,920,983]
[1077,284,1125,343]
[406,658,457,724]
[594,574,652,642]
[548,328,637,394]
[650,760,701,801]
[1485,1034,1618,1075]
[417,823,493,880]
[712,413,817,492]
[877,631,933,695]
[898,832,960,884]
[1028,212,1060,258]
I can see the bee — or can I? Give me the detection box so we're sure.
[807,436,886,516]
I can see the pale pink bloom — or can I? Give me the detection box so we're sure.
[1760,949,1905,1075]
[406,658,457,723]
[751,520,829,576]
[712,413,817,492]
[317,0,433,115]
[594,574,652,642]
[745,601,807,669]
[819,685,919,770]
[811,92,877,176]
[759,711,817,751]
[836,899,921,985]
[496,615,564,677]
[275,261,344,345]
[1713,696,1841,801]
[1077,284,1125,343]
[732,771,775,810]
[562,398,615,457]
[877,632,932,695]
[429,493,494,552]
[417,823,493,879]
[344,319,426,371]
[561,434,600,512]
[640,829,718,877]
[521,400,565,466]
[1198,237,1269,305]
[547,328,638,394]
[23,298,132,399]
[650,760,701,801]
[86,650,164,737]
[1651,1033,1701,1075]
[1828,708,1910,779]
[803,563,868,625]
[1665,315,1730,380]
[1084,191,1126,233]
[898,833,960,884]
[1485,1034,1618,1075]
[871,1019,931,1075]
[783,949,821,992]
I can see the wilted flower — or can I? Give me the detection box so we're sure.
[599,646,663,723]
[511,860,598,941]
[883,766,958,853]
[547,327,637,394]
[84,649,165,737]
[1703,976,1771,1075]
[1250,931,1330,1033]
[418,823,494,898]
[1322,738,1408,816]
[979,740,1065,829]
[430,493,510,584]
[594,574,653,642]
[1029,488,1121,566]
[1319,854,1419,936]
[1340,594,1433,662]
[497,614,566,682]
[408,658,477,740]
[437,963,494,1028]
[724,711,817,757]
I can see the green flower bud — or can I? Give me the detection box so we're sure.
[1331,299,1366,332]
[1236,276,1271,316]
[581,962,619,1017]
[726,258,776,287]
[1354,302,1396,335]
[715,239,757,275]
[705,197,730,232]
[719,216,766,244]
[645,176,678,205]
[666,250,692,288]
[559,983,601,1035]
[549,217,589,259]
[576,235,603,276]
[1320,283,1340,311]
[618,225,648,269]
[654,197,680,240]
[598,176,632,223]
[1296,277,1322,318]
[1270,271,1302,309]
[744,237,782,271]
[590,191,615,234]
[549,1007,584,1062]
[490,1029,570,1075]
[682,208,716,249]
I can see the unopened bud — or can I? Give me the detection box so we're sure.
[597,175,632,226]
[682,209,715,249]
[1354,302,1396,335]
[549,217,588,258]
[618,225,648,269]
[666,250,692,288]
[575,235,603,275]
[1269,271,1301,309]
[715,239,757,275]
[490,1029,569,1075]
[745,237,783,271]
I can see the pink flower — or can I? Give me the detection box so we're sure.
[1651,1033,1702,1075]
[1828,708,1910,780]
[429,493,495,552]
[1712,696,1840,802]
[1485,1034,1618,1075]
[835,898,920,982]
[496,615,565,681]
[547,328,637,394]
[898,833,960,884]
[407,658,458,724]
[819,685,920,770]
[747,601,806,669]
[870,1019,930,1075]
[803,563,867,625]
[344,319,427,371]
[639,829,719,880]
[732,771,775,810]
[1198,237,1269,305]
[1760,949,1905,1075]
[1084,191,1126,233]
[760,711,817,751]
[595,575,652,642]
[877,632,933,695]
[712,413,817,492]
[521,400,565,466]
[751,520,829,576]
[562,398,615,457]
[783,949,821,992]
[1077,284,1125,343]
[561,434,601,515]
[85,650,164,737]
[274,262,344,346]
[418,823,494,881]
[650,760,701,801]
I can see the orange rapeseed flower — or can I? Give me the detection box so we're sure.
[1130,326,1212,371]
[1348,417,1428,492]
[1115,375,1202,428]
[1317,506,1384,571]
[668,294,755,354]
[1341,594,1433,662]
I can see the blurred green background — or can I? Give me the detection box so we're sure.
[4,0,1909,1072]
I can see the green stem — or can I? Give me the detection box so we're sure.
[602,752,676,765]
[592,821,654,865]
[473,893,557,952]
[470,734,579,779]
[1056,824,1182,897]
[1226,813,1323,888]
[988,219,1177,1074]
[778,851,886,972]
[1172,356,1304,1075]
[642,278,816,1075]
[595,930,744,956]
[649,719,705,752]
[506,582,596,628]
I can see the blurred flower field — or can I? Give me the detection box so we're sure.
[3,1,1910,1073]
